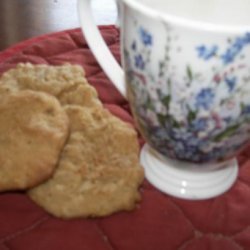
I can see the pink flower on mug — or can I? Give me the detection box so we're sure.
[213,74,222,84]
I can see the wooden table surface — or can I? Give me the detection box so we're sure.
[0,0,117,50]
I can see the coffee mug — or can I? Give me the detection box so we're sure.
[78,0,250,199]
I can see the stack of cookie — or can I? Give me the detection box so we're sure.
[0,63,144,219]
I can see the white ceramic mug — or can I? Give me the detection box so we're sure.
[78,0,250,199]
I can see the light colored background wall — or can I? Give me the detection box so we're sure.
[0,0,117,50]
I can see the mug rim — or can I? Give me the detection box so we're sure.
[123,0,250,34]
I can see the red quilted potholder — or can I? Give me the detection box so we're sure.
[0,26,250,250]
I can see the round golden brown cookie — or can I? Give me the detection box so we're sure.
[0,90,69,191]
[0,63,101,108]
[28,106,144,219]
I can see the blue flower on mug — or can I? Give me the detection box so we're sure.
[225,76,237,92]
[242,105,250,115]
[170,128,192,141]
[191,118,208,132]
[134,54,145,70]
[131,41,137,51]
[195,88,215,110]
[125,19,250,163]
[168,131,205,161]
[221,32,250,64]
[196,45,218,60]
[139,27,153,46]
[152,127,170,140]
[243,32,250,43]
[221,49,236,64]
[223,117,232,124]
[187,136,203,148]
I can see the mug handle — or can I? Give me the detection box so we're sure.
[77,0,126,97]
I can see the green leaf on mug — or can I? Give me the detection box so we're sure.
[187,109,197,124]
[145,96,154,110]
[162,95,171,109]
[172,119,181,128]
[157,113,181,128]
[240,102,245,114]
[213,124,240,142]
[157,114,167,126]
[187,65,193,81]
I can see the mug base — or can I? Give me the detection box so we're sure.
[140,144,238,200]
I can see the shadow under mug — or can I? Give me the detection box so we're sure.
[78,0,250,199]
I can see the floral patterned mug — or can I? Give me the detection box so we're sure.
[78,0,250,199]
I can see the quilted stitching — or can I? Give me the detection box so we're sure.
[0,26,249,250]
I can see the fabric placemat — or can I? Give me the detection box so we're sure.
[0,26,249,250]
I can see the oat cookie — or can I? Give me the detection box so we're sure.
[29,106,144,218]
[0,90,69,191]
[0,63,101,108]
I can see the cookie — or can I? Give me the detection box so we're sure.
[29,106,144,218]
[0,90,69,191]
[0,63,101,108]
